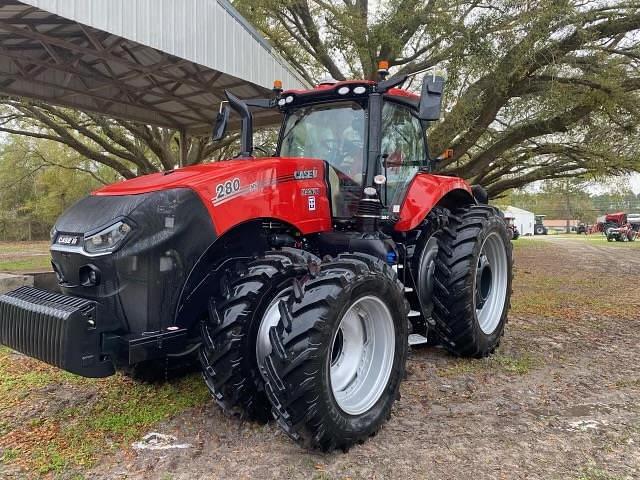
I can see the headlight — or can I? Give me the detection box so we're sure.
[84,221,132,254]
[49,227,57,242]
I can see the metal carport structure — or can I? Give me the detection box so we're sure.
[0,0,307,141]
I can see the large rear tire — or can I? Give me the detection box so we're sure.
[262,253,408,451]
[431,205,513,357]
[199,249,311,422]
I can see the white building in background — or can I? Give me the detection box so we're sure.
[503,206,535,236]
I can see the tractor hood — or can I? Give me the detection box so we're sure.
[94,158,314,196]
[94,160,253,196]
[94,157,332,236]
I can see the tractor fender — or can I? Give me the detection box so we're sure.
[394,174,475,232]
[173,218,301,330]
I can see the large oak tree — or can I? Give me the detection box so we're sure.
[0,0,638,197]
[234,0,640,196]
[0,100,240,179]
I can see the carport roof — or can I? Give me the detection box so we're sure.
[0,0,308,134]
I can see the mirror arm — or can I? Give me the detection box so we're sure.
[225,90,254,158]
[377,74,408,94]
[245,98,274,109]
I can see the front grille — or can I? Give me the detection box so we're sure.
[0,287,114,377]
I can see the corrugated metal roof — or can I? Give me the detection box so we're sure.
[20,0,305,90]
[0,0,308,133]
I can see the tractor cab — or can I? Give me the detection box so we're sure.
[214,63,445,225]
[276,80,429,219]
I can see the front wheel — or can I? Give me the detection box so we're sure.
[199,249,311,422]
[431,205,513,357]
[262,253,408,451]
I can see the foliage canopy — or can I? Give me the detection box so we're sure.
[235,0,640,195]
[0,0,638,199]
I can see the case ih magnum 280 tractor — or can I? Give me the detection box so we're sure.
[0,67,512,451]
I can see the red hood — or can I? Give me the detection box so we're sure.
[94,158,322,196]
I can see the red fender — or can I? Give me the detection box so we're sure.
[394,174,474,232]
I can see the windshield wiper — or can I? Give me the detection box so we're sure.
[281,107,312,144]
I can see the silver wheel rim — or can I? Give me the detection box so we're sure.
[256,291,288,379]
[475,232,508,335]
[330,296,395,416]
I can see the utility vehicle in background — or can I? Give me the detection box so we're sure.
[0,63,513,451]
[534,215,548,235]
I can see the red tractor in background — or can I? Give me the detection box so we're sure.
[603,212,637,242]
[0,66,513,451]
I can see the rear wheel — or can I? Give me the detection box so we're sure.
[262,253,408,451]
[431,206,513,357]
[199,249,311,422]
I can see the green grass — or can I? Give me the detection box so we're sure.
[0,241,50,254]
[491,354,535,375]
[511,239,549,251]
[0,347,210,474]
[437,354,536,377]
[545,233,640,247]
[577,467,626,480]
[1,447,19,463]
[0,241,52,272]
[0,256,51,272]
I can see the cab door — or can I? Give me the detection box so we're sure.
[380,101,428,214]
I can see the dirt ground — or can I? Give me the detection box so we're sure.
[2,237,640,480]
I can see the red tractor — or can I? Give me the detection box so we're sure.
[0,68,513,451]
[603,212,637,242]
[602,212,626,235]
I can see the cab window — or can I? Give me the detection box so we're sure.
[279,101,366,217]
[380,102,427,211]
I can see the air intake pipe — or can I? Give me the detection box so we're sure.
[225,90,253,157]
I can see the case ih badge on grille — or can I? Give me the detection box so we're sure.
[56,234,79,245]
[0,66,512,452]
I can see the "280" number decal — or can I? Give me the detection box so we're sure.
[215,178,241,200]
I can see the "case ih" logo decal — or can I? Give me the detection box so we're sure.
[57,235,79,245]
[294,169,317,180]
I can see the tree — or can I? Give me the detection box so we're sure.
[0,100,241,179]
[0,135,119,240]
[234,0,640,196]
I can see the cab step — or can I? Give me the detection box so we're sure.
[408,334,429,346]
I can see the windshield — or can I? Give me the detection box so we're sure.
[280,101,366,184]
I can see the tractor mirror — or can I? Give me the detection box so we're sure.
[418,75,445,121]
[212,102,230,141]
